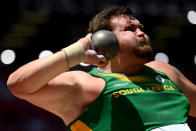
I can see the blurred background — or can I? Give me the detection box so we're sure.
[0,0,196,130]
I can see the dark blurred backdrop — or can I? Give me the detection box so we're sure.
[0,0,196,130]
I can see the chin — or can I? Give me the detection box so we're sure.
[135,46,153,62]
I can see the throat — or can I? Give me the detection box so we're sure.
[98,62,145,75]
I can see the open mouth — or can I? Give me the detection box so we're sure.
[140,41,147,47]
[140,42,145,46]
[140,39,150,47]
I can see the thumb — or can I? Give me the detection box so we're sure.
[85,50,107,66]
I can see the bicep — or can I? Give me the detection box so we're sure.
[20,72,83,119]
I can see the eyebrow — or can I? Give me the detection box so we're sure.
[138,23,144,29]
[129,23,144,30]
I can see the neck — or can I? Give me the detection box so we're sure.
[98,55,147,74]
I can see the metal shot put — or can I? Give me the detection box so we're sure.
[91,30,119,60]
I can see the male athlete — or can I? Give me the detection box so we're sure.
[7,5,196,131]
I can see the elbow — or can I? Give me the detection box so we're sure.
[7,73,18,90]
[7,73,24,98]
[7,71,43,98]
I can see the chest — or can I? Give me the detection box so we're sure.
[99,72,181,97]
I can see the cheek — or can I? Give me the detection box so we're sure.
[116,32,136,45]
[114,31,138,53]
[119,39,137,53]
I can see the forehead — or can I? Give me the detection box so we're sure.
[110,15,140,29]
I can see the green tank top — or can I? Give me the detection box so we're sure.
[67,66,190,131]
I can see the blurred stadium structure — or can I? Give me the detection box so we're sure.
[0,0,195,130]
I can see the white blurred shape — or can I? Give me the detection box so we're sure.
[1,49,16,65]
[80,62,90,67]
[187,10,196,24]
[194,55,196,65]
[39,50,53,59]
[154,52,169,63]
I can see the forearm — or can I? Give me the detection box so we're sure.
[7,51,69,94]
[7,34,104,96]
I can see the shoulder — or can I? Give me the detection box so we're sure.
[62,70,105,102]
[145,61,179,83]
[54,70,95,83]
[50,70,105,124]
[62,70,103,85]
[145,61,178,73]
[145,61,195,91]
[145,61,173,70]
[49,70,104,99]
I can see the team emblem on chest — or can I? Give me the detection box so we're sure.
[155,75,165,83]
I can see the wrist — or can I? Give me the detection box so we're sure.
[62,42,87,67]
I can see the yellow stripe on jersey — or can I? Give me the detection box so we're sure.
[70,120,92,131]
[98,73,149,82]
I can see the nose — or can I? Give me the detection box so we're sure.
[135,28,145,37]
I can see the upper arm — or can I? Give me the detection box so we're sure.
[146,61,196,117]
[14,71,91,124]
[174,68,196,117]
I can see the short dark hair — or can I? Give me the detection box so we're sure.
[88,5,134,33]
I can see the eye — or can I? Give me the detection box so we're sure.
[125,26,137,32]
